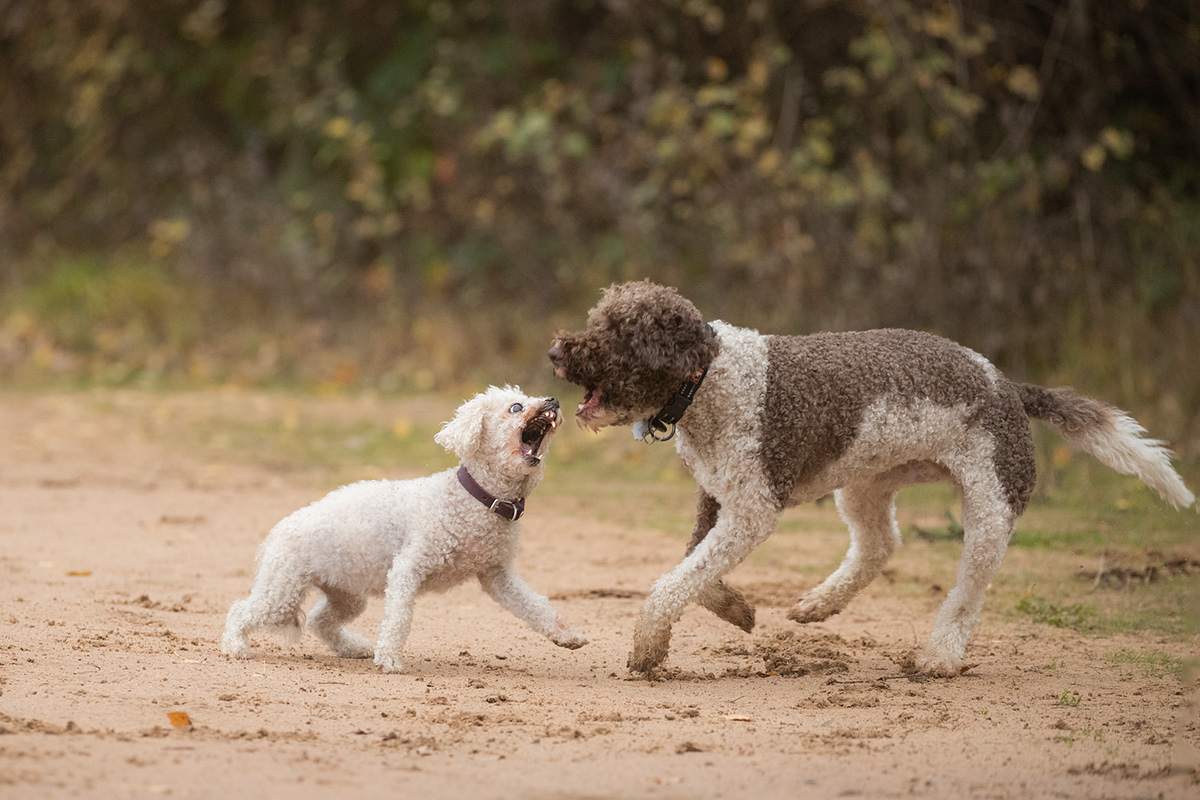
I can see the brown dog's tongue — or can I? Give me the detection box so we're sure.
[576,388,601,416]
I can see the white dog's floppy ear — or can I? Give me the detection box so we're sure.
[434,392,488,461]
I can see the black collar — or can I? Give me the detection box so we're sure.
[641,323,716,443]
[457,466,525,521]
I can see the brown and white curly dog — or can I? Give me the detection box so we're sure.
[548,281,1195,677]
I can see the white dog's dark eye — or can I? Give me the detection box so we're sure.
[509,403,524,414]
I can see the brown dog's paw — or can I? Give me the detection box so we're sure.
[716,597,756,633]
[786,595,839,624]
[626,639,670,674]
[626,651,660,675]
[699,580,756,632]
[912,650,977,677]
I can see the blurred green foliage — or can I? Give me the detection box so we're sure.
[1,0,1198,448]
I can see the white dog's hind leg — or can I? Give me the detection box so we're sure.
[789,481,901,624]
[917,469,1017,677]
[220,588,304,659]
[308,586,373,658]
[479,566,587,649]
[220,553,308,659]
[221,598,255,658]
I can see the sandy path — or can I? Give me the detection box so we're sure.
[0,392,1196,798]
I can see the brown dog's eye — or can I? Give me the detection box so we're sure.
[509,403,524,414]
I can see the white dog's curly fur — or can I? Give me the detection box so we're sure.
[221,386,587,673]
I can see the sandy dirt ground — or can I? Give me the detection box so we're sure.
[1,391,1197,799]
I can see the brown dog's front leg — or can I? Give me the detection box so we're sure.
[689,490,755,633]
[629,500,776,674]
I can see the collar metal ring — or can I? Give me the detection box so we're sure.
[647,421,676,442]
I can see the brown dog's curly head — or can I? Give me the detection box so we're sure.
[547,281,719,430]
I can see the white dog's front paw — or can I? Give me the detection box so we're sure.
[551,629,588,650]
[550,615,587,649]
[374,649,404,673]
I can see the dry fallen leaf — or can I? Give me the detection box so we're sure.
[167,711,192,728]
[66,571,92,577]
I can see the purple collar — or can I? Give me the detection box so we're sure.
[457,466,525,522]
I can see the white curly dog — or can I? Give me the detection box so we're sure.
[221,386,588,673]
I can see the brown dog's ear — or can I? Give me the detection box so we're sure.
[674,336,717,377]
[434,393,488,461]
[626,301,717,379]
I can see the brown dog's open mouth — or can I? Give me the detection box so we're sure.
[577,387,604,418]
[520,406,559,462]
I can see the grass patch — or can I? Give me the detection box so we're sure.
[1092,603,1191,638]
[1010,507,1197,553]
[1009,523,1109,550]
[1009,581,1196,639]
[1016,592,1095,632]
[1105,648,1184,679]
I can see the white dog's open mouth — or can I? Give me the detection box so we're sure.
[520,405,560,463]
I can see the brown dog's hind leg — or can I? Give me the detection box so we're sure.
[688,491,756,632]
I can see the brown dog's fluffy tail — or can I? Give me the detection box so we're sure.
[1016,383,1195,510]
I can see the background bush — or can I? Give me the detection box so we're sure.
[1,0,1197,449]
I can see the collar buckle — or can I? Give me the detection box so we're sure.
[488,498,524,522]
